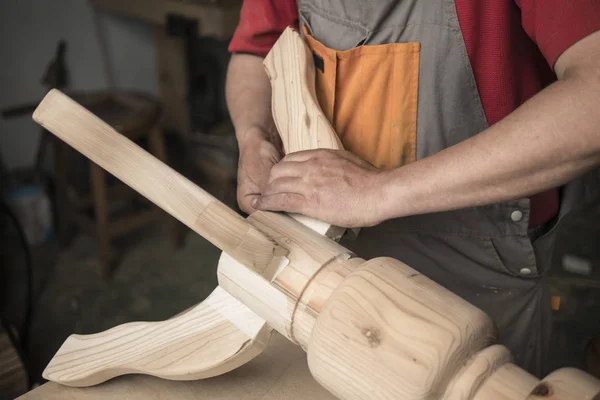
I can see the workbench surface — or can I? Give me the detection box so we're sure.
[19,334,336,399]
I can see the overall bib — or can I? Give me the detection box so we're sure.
[298,0,600,376]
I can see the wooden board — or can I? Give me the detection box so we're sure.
[19,333,336,400]
[33,90,286,274]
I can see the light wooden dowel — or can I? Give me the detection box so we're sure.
[33,90,286,274]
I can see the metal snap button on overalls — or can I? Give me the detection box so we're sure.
[519,267,532,275]
[511,210,523,222]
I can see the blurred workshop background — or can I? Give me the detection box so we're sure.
[0,0,598,399]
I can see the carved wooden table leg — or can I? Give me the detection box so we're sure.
[32,27,600,400]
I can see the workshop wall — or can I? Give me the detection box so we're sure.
[0,0,158,171]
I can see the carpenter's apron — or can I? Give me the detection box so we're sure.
[299,0,600,376]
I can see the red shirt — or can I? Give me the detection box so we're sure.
[229,0,600,227]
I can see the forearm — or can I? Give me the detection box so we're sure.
[226,53,277,146]
[380,37,600,220]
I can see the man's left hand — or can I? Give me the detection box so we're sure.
[253,149,388,227]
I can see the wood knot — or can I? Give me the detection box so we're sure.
[530,383,551,397]
[362,328,381,348]
[304,114,311,129]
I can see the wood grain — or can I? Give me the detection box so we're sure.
[526,368,600,400]
[307,257,496,400]
[20,333,337,400]
[33,90,284,387]
[33,89,286,275]
[288,213,346,241]
[42,287,272,386]
[263,27,342,155]
[264,26,348,240]
[217,211,352,342]
[472,363,539,400]
[291,256,365,349]
[443,344,512,400]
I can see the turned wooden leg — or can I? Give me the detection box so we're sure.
[90,161,111,276]
[147,125,185,247]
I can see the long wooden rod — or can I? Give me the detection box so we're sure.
[33,89,286,272]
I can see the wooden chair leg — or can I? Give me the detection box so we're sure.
[53,138,71,248]
[147,125,186,247]
[90,162,111,276]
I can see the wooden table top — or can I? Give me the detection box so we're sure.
[19,333,337,399]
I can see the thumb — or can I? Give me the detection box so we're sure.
[239,194,260,215]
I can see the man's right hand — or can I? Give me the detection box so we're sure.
[226,52,283,214]
[236,129,283,214]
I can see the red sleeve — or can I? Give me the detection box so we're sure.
[515,0,600,68]
[228,0,299,57]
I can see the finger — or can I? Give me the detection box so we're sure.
[328,149,373,166]
[268,161,309,182]
[282,149,333,163]
[253,192,306,214]
[262,177,309,197]
[238,193,260,215]
[284,148,368,166]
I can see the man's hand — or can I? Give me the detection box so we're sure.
[254,149,387,228]
[237,129,283,214]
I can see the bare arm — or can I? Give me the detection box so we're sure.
[378,31,600,221]
[226,53,283,214]
[226,53,278,145]
[255,31,600,227]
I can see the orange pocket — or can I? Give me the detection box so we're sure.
[305,30,420,170]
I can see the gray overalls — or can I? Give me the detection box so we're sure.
[298,0,600,376]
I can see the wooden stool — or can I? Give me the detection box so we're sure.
[52,90,175,276]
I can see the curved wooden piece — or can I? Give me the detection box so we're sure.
[43,287,272,387]
[264,26,347,239]
[263,26,342,155]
